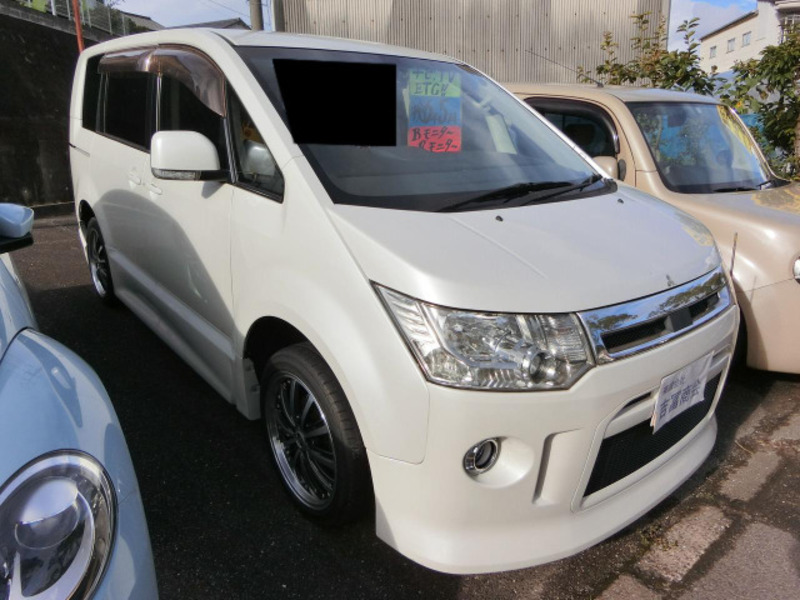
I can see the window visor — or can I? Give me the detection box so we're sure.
[99,46,226,117]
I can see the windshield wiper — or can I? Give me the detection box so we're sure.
[439,175,605,213]
[711,186,758,192]
[712,178,782,193]
[439,180,575,212]
[520,174,604,205]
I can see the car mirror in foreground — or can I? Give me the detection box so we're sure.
[0,203,34,254]
[150,131,227,182]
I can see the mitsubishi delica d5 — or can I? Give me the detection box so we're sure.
[69,29,739,574]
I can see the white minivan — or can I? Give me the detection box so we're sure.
[70,29,738,574]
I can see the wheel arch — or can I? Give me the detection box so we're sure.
[78,200,95,238]
[243,316,310,383]
[238,313,382,459]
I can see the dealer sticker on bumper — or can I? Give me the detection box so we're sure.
[651,353,714,434]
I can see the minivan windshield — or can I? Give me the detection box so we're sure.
[237,47,612,211]
[628,102,781,194]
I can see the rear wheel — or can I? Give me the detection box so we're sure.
[262,343,371,523]
[86,217,116,305]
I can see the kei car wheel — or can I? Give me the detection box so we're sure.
[262,343,372,523]
[86,218,116,305]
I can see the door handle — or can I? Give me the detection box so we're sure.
[127,171,142,185]
[149,183,163,196]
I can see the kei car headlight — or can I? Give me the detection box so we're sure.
[376,285,594,390]
[0,452,115,600]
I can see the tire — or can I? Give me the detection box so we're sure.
[732,313,747,369]
[261,343,372,523]
[86,217,116,305]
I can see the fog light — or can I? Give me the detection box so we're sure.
[463,438,500,475]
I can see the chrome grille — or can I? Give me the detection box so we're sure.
[579,267,732,364]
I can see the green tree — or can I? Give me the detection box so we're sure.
[725,28,800,175]
[581,13,721,95]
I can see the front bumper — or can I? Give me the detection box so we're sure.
[369,305,738,574]
[740,278,800,374]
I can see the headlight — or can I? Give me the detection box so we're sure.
[793,257,800,282]
[376,285,594,390]
[0,453,115,600]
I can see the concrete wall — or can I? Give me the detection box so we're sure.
[0,1,106,207]
[275,0,672,83]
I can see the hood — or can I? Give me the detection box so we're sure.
[698,182,800,224]
[0,331,138,502]
[0,254,37,363]
[680,182,800,289]
[329,187,720,313]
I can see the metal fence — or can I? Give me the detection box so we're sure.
[17,0,129,35]
[276,0,671,84]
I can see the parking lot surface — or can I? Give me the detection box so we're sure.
[13,212,800,599]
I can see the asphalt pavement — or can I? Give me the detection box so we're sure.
[12,211,800,599]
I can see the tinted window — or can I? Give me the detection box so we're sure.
[103,72,150,148]
[229,89,283,197]
[159,75,229,170]
[82,55,102,132]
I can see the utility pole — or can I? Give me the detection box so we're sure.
[249,0,264,31]
[71,0,84,51]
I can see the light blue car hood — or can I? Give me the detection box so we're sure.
[0,254,36,363]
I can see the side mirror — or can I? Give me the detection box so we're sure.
[151,131,226,181]
[592,156,619,179]
[0,203,34,254]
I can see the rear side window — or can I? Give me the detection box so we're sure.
[102,72,151,149]
[159,74,229,170]
[82,55,102,132]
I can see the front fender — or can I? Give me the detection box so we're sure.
[235,266,431,465]
[231,161,430,464]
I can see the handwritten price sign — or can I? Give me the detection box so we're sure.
[407,69,462,153]
[407,125,461,153]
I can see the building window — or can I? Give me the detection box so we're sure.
[781,15,800,42]
[742,31,751,46]
[727,38,735,52]
[709,45,717,58]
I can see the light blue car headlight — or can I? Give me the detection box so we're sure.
[0,452,115,600]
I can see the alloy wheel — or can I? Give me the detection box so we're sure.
[266,374,337,509]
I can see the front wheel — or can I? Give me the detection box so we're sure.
[86,217,116,305]
[262,343,371,523]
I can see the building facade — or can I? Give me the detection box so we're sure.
[273,0,671,83]
[700,0,800,75]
